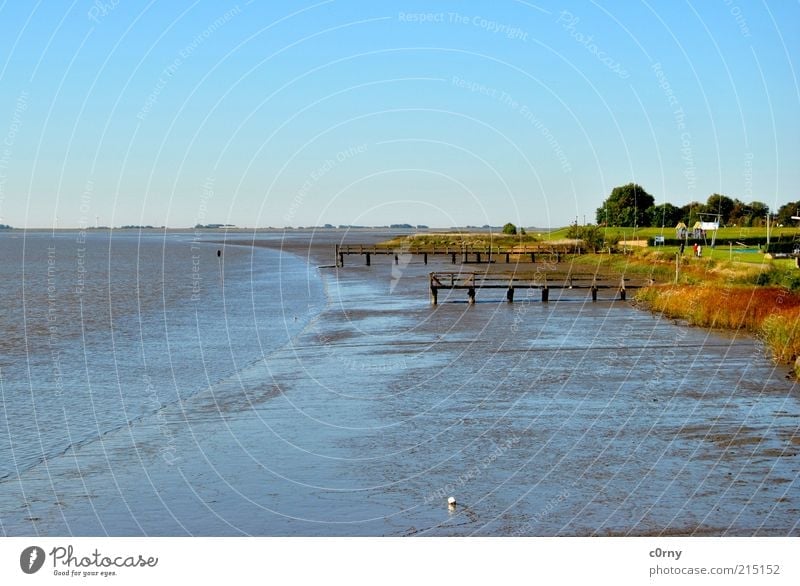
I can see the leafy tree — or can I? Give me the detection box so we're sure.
[679,201,704,225]
[502,222,517,235]
[776,201,800,226]
[704,194,735,224]
[566,224,617,252]
[728,199,748,226]
[595,183,655,227]
[646,203,682,228]
[747,201,770,227]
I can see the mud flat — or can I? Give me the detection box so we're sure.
[1,230,797,536]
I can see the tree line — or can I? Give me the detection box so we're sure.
[596,183,800,228]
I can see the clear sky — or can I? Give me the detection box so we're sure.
[0,0,797,229]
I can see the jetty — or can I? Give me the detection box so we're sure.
[428,271,650,305]
[334,243,579,267]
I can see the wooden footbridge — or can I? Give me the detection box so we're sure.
[334,243,580,267]
[428,271,651,305]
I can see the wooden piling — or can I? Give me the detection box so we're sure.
[366,253,370,266]
[451,252,457,264]
[505,253,510,263]
[468,287,476,304]
[430,286,438,305]
[591,285,598,302]
[541,286,549,303]
[476,252,481,263]
[530,252,535,263]
[506,287,514,303]
[424,253,428,265]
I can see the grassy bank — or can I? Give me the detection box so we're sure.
[631,253,800,376]
[380,232,543,249]
[636,284,800,375]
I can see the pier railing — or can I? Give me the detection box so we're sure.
[428,271,650,304]
[334,243,580,267]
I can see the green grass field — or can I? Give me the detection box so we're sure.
[653,245,768,264]
[541,225,799,242]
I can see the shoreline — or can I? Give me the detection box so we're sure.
[4,233,796,536]
[635,283,800,379]
[219,232,800,378]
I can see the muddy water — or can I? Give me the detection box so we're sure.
[1,231,797,535]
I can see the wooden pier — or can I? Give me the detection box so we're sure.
[428,271,650,305]
[334,243,579,267]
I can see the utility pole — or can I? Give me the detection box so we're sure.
[766,213,771,248]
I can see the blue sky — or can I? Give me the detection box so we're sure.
[0,0,797,228]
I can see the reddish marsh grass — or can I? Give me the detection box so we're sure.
[637,284,800,375]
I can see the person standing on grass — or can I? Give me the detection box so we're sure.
[698,245,703,258]
[693,242,698,257]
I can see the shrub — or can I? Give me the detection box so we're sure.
[502,223,517,235]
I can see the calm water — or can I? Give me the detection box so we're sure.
[0,230,798,536]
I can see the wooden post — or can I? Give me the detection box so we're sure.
[530,252,535,263]
[541,286,549,303]
[394,254,399,265]
[591,285,598,302]
[339,253,344,267]
[365,253,371,266]
[451,252,457,264]
[505,253,510,263]
[619,277,626,300]
[334,244,339,267]
[424,253,428,265]
[556,251,561,263]
[430,286,438,305]
[468,287,476,304]
[476,252,481,263]
[506,287,515,303]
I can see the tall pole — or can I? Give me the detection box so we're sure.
[766,213,771,249]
